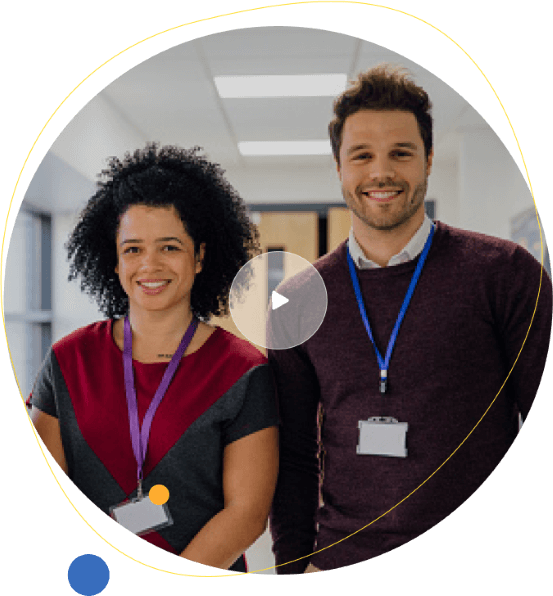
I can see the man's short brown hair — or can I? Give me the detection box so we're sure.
[329,64,433,163]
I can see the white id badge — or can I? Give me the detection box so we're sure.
[110,497,173,536]
[357,416,408,458]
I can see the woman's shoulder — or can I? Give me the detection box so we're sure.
[206,326,267,369]
[52,320,113,355]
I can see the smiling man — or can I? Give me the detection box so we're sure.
[268,65,552,573]
[338,108,432,267]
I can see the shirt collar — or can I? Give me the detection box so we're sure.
[348,215,434,269]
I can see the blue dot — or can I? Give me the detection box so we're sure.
[68,555,110,596]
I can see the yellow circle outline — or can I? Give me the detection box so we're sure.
[1,1,547,578]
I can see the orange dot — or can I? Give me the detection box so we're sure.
[149,484,170,505]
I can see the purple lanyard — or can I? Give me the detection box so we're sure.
[123,316,198,494]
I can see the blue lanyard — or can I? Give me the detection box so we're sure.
[346,225,435,394]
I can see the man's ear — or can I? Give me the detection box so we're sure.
[426,149,434,176]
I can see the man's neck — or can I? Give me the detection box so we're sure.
[352,210,425,267]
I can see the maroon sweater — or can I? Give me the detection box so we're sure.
[268,222,552,573]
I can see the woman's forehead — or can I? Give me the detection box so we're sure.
[117,205,190,240]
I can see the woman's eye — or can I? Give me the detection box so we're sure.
[163,245,180,252]
[123,246,139,254]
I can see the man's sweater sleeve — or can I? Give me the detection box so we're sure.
[496,245,552,419]
[268,344,321,574]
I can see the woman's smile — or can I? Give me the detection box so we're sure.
[137,279,172,295]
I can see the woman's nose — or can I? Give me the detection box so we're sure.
[139,248,162,268]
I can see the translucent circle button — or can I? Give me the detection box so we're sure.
[229,251,327,350]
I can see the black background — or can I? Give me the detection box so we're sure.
[6,2,551,595]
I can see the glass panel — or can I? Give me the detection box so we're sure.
[5,320,28,398]
[266,247,285,298]
[4,211,31,315]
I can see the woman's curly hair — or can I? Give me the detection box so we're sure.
[66,143,259,319]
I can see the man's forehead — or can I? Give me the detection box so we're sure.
[342,110,422,142]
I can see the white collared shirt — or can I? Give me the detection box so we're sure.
[348,215,434,269]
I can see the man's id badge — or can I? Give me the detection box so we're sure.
[357,416,408,458]
[110,496,173,536]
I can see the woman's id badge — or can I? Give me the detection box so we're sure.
[110,496,173,536]
[357,416,408,458]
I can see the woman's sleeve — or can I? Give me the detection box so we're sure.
[27,348,58,418]
[222,363,279,445]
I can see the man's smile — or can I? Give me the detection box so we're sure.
[363,189,403,202]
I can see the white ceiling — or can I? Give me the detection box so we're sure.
[35,26,496,215]
[100,26,487,170]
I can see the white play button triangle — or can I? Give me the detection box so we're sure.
[271,291,289,310]
[229,251,328,350]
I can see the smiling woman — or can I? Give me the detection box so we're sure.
[111,204,208,361]
[27,144,279,571]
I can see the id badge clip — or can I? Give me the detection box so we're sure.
[110,481,173,536]
[357,416,408,458]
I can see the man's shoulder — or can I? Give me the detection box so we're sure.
[275,242,348,297]
[314,225,530,267]
[434,222,551,295]
[435,221,530,265]
[312,241,348,275]
[437,221,514,249]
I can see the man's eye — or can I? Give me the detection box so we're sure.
[392,151,412,159]
[353,153,371,160]
[123,246,139,254]
[163,245,180,252]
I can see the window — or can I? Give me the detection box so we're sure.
[4,205,52,398]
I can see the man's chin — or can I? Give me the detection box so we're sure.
[361,215,410,232]
[358,204,425,232]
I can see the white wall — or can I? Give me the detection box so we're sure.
[458,129,533,240]
[426,160,459,225]
[224,162,341,204]
[50,93,147,184]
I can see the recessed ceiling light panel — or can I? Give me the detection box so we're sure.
[214,74,347,98]
[238,140,332,156]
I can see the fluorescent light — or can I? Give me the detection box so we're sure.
[214,74,347,98]
[238,140,332,156]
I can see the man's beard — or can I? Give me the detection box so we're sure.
[343,177,428,232]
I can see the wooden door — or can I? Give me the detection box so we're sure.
[327,207,351,253]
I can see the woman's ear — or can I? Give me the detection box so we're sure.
[196,243,206,273]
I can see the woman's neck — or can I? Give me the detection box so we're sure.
[127,304,194,345]
[118,304,196,362]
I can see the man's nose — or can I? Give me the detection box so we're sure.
[367,155,395,182]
